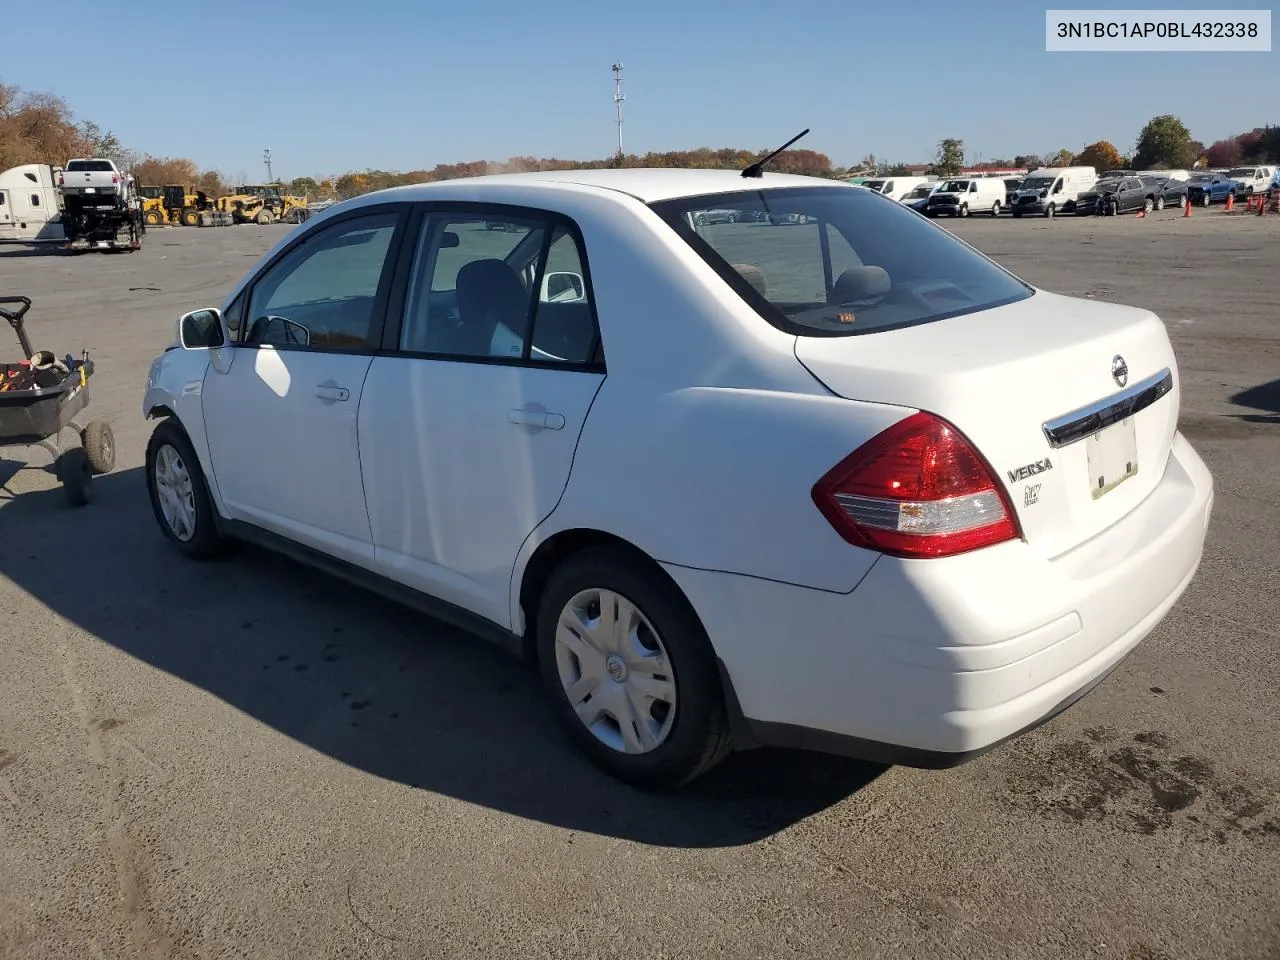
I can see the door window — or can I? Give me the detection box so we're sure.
[30,194,40,207]
[241,211,399,350]
[399,212,600,366]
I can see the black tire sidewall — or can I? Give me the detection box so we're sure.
[145,419,225,558]
[535,546,728,788]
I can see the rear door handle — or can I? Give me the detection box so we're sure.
[314,384,350,402]
[508,408,566,430]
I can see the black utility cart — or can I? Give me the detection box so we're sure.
[0,296,115,505]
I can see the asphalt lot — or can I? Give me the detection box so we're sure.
[0,208,1277,960]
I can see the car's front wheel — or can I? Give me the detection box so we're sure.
[536,546,732,789]
[145,419,232,559]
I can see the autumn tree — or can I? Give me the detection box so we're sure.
[1014,154,1042,169]
[1205,138,1243,168]
[933,138,964,177]
[1133,114,1196,170]
[0,84,96,169]
[1044,148,1075,166]
[1072,140,1123,171]
[131,155,199,189]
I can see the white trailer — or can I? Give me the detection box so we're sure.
[0,164,66,243]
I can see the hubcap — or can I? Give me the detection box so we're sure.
[153,443,196,542]
[554,588,677,755]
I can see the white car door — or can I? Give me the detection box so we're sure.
[359,208,605,627]
[201,205,407,567]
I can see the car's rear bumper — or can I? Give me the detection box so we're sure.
[666,431,1213,765]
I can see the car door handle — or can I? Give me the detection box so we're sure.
[509,408,566,430]
[314,384,350,402]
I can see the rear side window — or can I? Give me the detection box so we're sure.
[65,160,114,172]
[650,186,1032,337]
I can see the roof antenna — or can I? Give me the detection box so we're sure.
[742,128,810,179]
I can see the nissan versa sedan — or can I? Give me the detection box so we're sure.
[142,169,1214,789]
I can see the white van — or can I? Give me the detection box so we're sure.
[924,177,1007,217]
[1010,166,1098,218]
[0,163,66,242]
[860,175,933,202]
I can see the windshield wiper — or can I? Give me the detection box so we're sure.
[742,128,811,179]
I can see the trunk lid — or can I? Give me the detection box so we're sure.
[794,290,1180,558]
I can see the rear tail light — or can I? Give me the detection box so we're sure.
[57,173,63,185]
[111,175,119,184]
[812,411,1021,559]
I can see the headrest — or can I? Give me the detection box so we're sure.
[830,265,891,304]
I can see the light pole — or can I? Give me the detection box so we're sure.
[264,147,274,184]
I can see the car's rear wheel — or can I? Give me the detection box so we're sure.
[145,419,233,559]
[536,546,732,789]
[990,201,1001,216]
[1143,197,1154,213]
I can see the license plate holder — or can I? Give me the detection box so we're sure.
[84,187,96,193]
[1086,416,1138,499]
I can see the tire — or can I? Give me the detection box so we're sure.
[1156,196,1165,211]
[255,209,275,225]
[991,201,1001,217]
[958,203,969,218]
[1200,193,1210,207]
[145,419,232,559]
[80,420,115,475]
[143,209,162,226]
[1143,197,1154,213]
[181,208,200,227]
[59,447,92,506]
[536,545,732,789]
[1045,203,1056,219]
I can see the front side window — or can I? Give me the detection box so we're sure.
[650,186,1032,337]
[399,211,599,365]
[242,211,398,349]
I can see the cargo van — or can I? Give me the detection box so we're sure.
[0,163,66,242]
[924,177,1007,217]
[1010,166,1097,218]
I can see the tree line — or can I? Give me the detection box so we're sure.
[3,82,1276,202]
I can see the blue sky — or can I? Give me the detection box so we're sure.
[5,0,1276,180]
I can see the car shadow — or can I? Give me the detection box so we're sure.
[0,246,67,258]
[0,466,884,848]
[1230,379,1280,423]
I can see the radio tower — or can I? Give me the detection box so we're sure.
[264,147,274,183]
[612,63,625,163]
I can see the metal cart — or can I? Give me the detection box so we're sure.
[0,296,116,505]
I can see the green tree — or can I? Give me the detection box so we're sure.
[1072,140,1123,171]
[934,138,964,177]
[1045,148,1075,166]
[1132,114,1195,170]
[289,176,318,195]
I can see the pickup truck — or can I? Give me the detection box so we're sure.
[1226,165,1275,197]
[1184,172,1237,206]
[57,158,127,206]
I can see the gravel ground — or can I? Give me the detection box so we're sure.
[0,208,1276,960]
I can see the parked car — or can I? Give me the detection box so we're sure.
[143,169,1213,789]
[694,208,741,225]
[1185,172,1237,206]
[902,182,939,212]
[1142,175,1187,210]
[1074,176,1150,216]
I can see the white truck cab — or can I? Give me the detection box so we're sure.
[0,163,65,242]
[1010,166,1098,218]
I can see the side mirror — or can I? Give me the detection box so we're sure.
[542,271,586,303]
[178,308,225,349]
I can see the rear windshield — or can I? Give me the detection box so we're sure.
[65,160,114,172]
[649,186,1033,338]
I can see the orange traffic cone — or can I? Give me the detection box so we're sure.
[1225,193,1234,212]
[1184,195,1193,217]
[1135,207,1146,218]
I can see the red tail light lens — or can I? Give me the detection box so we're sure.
[812,411,1021,559]
[111,175,119,184]
[57,173,63,185]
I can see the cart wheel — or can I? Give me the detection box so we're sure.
[59,448,92,506]
[81,420,115,474]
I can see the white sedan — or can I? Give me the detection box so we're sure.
[142,168,1214,788]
